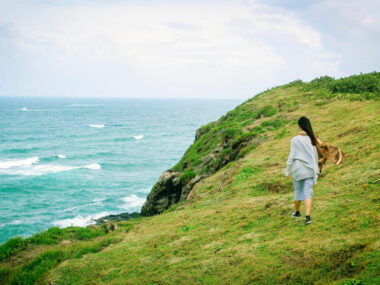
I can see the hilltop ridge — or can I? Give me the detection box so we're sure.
[140,72,380,217]
[0,72,379,284]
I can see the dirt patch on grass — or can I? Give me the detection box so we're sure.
[255,180,292,194]
[337,126,366,137]
[321,244,368,277]
[284,243,368,283]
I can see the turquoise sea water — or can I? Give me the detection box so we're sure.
[0,97,242,244]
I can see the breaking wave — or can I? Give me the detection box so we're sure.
[133,135,144,140]
[53,212,109,228]
[67,104,99,107]
[0,156,101,176]
[121,194,146,209]
[0,157,39,169]
[89,124,105,128]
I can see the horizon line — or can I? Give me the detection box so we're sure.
[0,95,246,100]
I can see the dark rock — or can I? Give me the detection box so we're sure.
[179,174,206,201]
[105,222,118,233]
[201,152,217,165]
[140,171,183,216]
[214,146,223,153]
[95,212,140,225]
[195,125,211,141]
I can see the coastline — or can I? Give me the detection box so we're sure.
[94,211,141,225]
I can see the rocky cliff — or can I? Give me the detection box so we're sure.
[140,117,269,216]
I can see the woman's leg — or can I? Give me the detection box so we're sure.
[293,177,302,212]
[305,198,312,216]
[295,200,301,211]
[304,178,314,216]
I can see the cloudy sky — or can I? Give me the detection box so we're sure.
[0,0,379,99]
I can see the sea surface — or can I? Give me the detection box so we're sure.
[0,97,242,244]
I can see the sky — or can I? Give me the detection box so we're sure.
[0,0,379,99]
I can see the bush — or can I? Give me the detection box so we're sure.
[222,127,242,139]
[9,238,117,284]
[313,88,335,99]
[172,158,185,172]
[235,167,260,182]
[261,119,287,130]
[29,227,64,245]
[329,72,380,94]
[190,156,202,167]
[302,72,380,99]
[0,266,11,283]
[13,250,66,284]
[304,76,335,90]
[0,237,26,261]
[70,227,105,240]
[256,105,277,118]
[29,226,106,245]
[283,79,305,88]
[232,127,264,147]
[239,132,258,142]
[275,128,288,139]
[237,143,258,159]
[180,168,196,184]
[0,226,109,262]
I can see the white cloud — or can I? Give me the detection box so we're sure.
[6,3,287,87]
[0,0,376,98]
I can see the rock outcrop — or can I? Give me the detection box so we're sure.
[140,170,182,216]
[140,124,267,217]
[140,168,208,216]
[95,212,141,225]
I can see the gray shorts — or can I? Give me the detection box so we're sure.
[293,177,314,201]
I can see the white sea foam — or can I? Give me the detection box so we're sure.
[33,164,75,174]
[57,154,66,159]
[89,124,105,128]
[0,160,101,176]
[92,197,106,205]
[133,135,144,140]
[0,217,42,229]
[121,194,146,208]
[53,212,109,228]
[67,104,98,107]
[20,107,50,112]
[0,219,22,229]
[0,157,39,169]
[29,163,101,175]
[84,163,101,170]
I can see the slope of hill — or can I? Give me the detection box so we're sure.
[0,72,379,284]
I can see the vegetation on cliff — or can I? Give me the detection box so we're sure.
[1,72,379,284]
[140,72,380,216]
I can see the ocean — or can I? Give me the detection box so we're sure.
[0,97,242,244]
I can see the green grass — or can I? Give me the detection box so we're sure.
[0,226,109,262]
[2,238,120,284]
[0,72,379,284]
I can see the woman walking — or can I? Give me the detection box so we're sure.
[285,116,320,224]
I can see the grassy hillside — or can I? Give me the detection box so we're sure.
[1,72,379,284]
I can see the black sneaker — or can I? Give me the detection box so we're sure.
[305,216,312,224]
[292,211,301,218]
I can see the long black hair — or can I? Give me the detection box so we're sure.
[298,116,316,146]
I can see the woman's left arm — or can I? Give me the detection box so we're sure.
[285,139,295,177]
